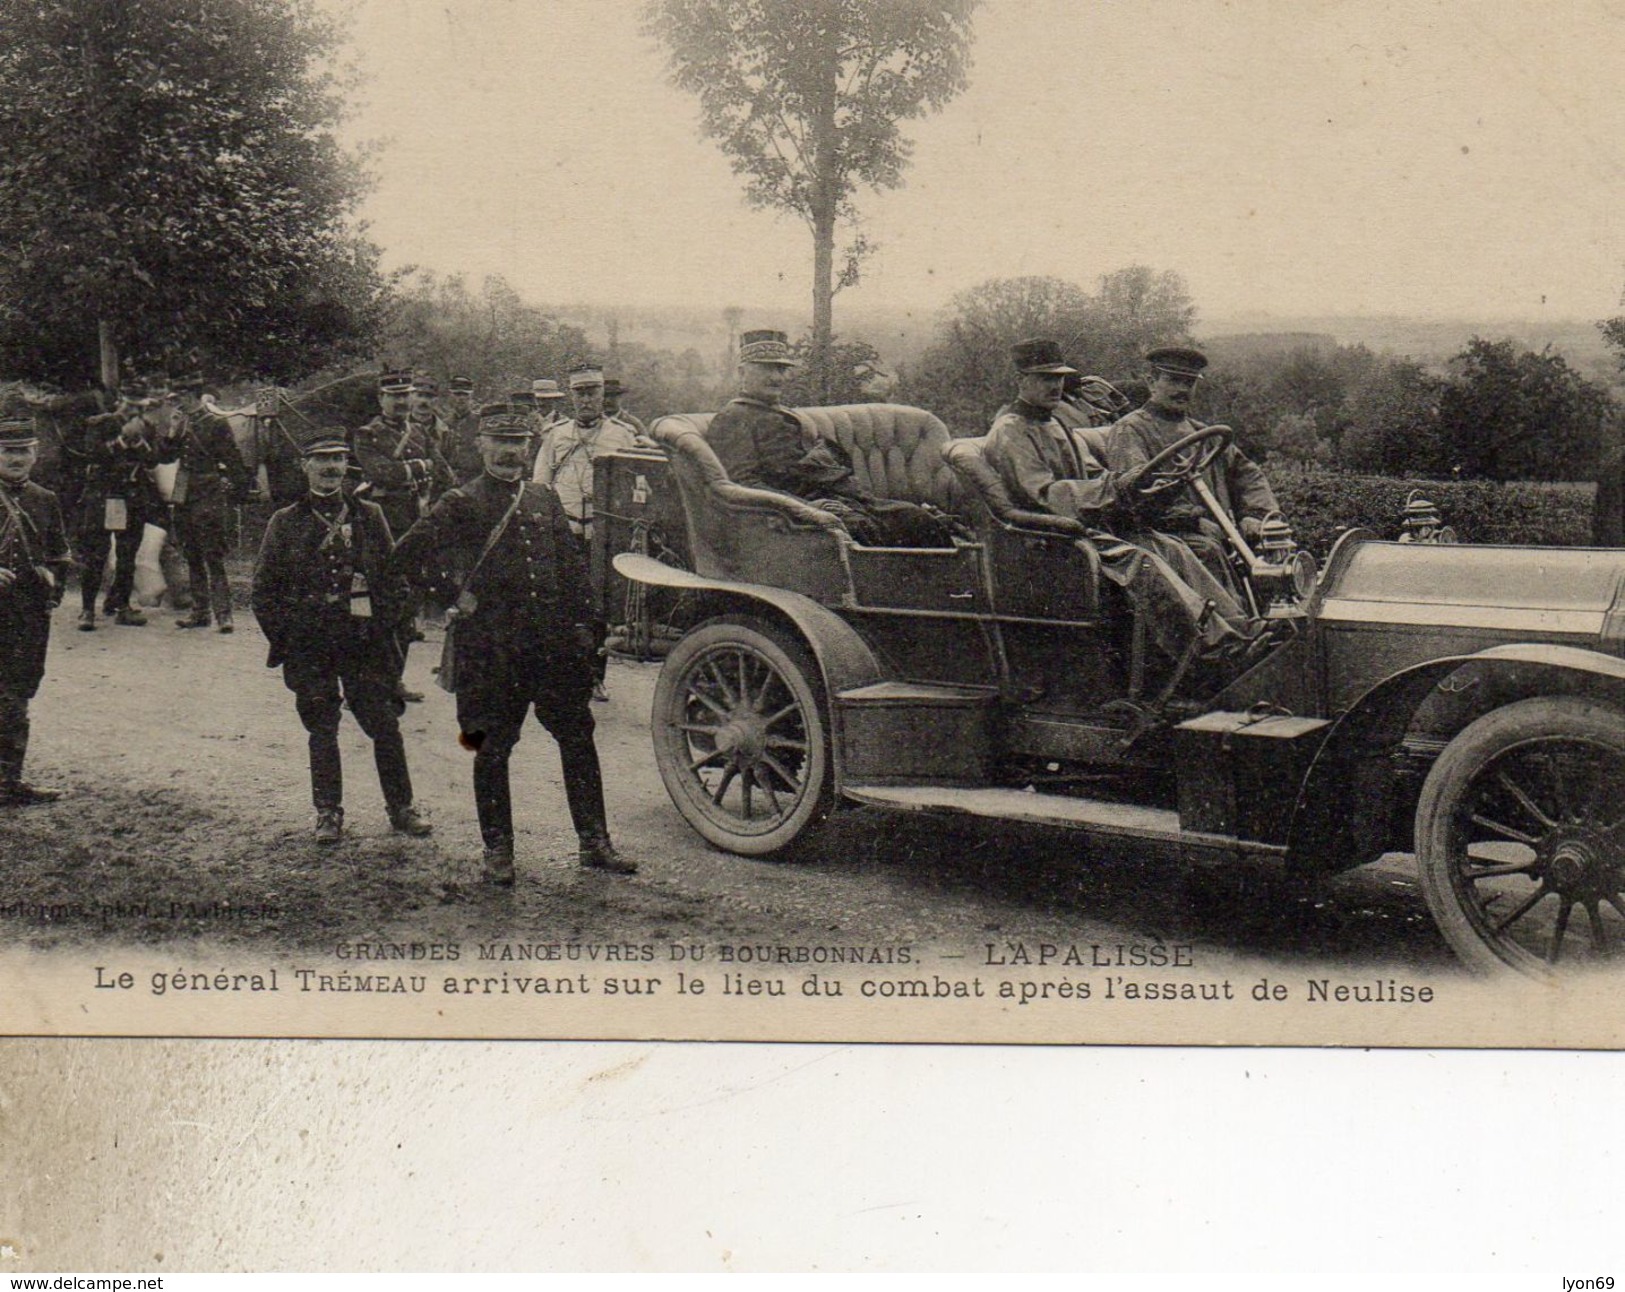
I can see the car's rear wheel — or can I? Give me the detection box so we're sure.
[1416,696,1625,977]
[652,615,833,857]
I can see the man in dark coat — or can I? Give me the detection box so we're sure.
[251,428,430,844]
[1105,346,1283,591]
[159,372,254,632]
[986,338,1255,666]
[74,386,164,630]
[0,407,72,806]
[391,405,636,885]
[706,329,953,548]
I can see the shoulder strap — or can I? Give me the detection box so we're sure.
[451,481,526,603]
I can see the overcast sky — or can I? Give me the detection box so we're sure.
[338,0,1625,325]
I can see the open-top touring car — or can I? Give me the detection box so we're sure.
[608,402,1625,977]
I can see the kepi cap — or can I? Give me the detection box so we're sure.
[602,378,626,397]
[739,329,799,367]
[478,401,535,439]
[1011,338,1078,375]
[1145,346,1208,378]
[567,363,604,390]
[299,426,351,456]
[0,397,37,447]
[379,369,412,394]
[449,375,475,395]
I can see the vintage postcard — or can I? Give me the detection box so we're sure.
[2,0,1623,1049]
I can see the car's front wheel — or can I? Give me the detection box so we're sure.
[652,615,833,857]
[1416,696,1625,977]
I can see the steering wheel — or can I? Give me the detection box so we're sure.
[1128,424,1232,498]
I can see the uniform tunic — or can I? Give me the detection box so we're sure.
[706,396,951,548]
[1105,406,1280,533]
[252,491,413,812]
[531,416,646,539]
[391,471,607,848]
[352,414,455,541]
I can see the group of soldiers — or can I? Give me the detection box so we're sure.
[2,329,1283,888]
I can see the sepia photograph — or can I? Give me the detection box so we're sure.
[2,0,1624,1050]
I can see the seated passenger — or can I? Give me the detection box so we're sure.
[1105,346,1284,587]
[985,338,1255,663]
[706,329,954,548]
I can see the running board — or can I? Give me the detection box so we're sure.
[840,783,1285,861]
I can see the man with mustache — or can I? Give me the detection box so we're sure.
[392,405,636,885]
[251,427,429,845]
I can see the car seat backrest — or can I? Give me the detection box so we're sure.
[792,403,960,511]
[941,435,1088,537]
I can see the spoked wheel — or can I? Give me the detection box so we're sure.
[1416,697,1625,977]
[652,615,833,857]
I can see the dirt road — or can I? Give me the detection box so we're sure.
[1,596,1456,973]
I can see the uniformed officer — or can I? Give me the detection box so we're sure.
[706,329,953,548]
[74,383,162,630]
[251,427,430,844]
[444,375,483,480]
[985,338,1254,664]
[528,379,569,462]
[1105,346,1284,587]
[601,378,647,436]
[0,404,72,806]
[391,405,636,884]
[405,371,459,497]
[160,371,255,633]
[531,363,650,702]
[353,370,435,542]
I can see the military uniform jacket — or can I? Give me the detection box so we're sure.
[531,416,647,535]
[986,402,1125,522]
[352,415,455,501]
[252,492,407,670]
[0,478,70,696]
[81,418,164,518]
[390,471,592,673]
[1105,406,1279,528]
[157,409,252,511]
[707,397,873,502]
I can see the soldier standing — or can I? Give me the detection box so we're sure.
[0,405,72,806]
[161,372,255,633]
[391,405,636,885]
[602,378,647,436]
[75,385,163,630]
[532,362,649,702]
[444,375,483,480]
[251,428,430,844]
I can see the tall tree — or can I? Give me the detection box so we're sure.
[1438,338,1611,481]
[0,0,390,387]
[645,0,977,397]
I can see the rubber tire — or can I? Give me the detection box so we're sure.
[1415,695,1625,977]
[652,614,834,858]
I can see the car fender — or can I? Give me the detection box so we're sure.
[616,552,887,785]
[1286,642,1625,875]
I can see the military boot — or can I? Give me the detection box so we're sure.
[175,609,211,629]
[216,609,234,634]
[313,806,344,844]
[388,803,433,837]
[0,781,65,807]
[579,832,637,875]
[481,839,516,887]
[113,607,148,627]
[77,608,96,632]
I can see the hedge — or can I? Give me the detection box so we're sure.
[1268,464,1597,559]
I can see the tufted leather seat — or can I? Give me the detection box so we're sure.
[664,404,961,511]
[942,435,1087,537]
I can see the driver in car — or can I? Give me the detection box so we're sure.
[1105,346,1283,589]
[986,338,1256,666]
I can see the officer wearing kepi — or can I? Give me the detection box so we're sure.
[391,404,636,884]
[0,402,72,806]
[251,426,431,844]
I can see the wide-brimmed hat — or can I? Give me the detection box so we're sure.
[532,379,567,402]
[1011,338,1078,375]
[739,329,799,367]
[448,375,475,395]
